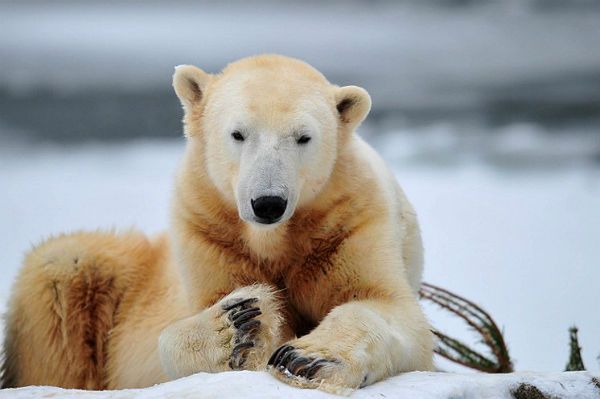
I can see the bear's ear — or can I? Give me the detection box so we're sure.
[172,65,212,110]
[334,86,372,129]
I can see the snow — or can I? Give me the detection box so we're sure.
[1,371,598,399]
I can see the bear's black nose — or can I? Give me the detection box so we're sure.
[251,196,287,224]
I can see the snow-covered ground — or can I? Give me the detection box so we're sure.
[2,370,599,399]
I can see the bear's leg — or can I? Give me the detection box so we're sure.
[158,284,284,378]
[1,231,157,389]
[268,298,434,394]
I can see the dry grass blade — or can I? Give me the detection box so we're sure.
[433,331,497,372]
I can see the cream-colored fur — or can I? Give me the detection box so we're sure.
[1,55,433,394]
[159,284,284,378]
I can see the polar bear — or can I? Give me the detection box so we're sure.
[1,55,433,394]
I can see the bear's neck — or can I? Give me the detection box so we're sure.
[171,140,357,269]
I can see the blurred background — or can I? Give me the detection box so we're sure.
[1,0,599,375]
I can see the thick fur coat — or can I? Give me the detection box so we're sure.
[1,55,433,394]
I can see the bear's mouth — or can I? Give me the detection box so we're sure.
[253,216,282,225]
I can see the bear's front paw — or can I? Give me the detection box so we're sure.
[215,285,284,371]
[159,285,283,378]
[267,344,340,380]
[267,342,361,394]
[221,297,262,369]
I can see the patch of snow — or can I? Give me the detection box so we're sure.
[0,371,598,399]
[370,122,600,169]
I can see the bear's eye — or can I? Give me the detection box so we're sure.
[297,135,311,145]
[231,131,245,142]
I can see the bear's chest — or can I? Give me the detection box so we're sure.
[230,232,347,332]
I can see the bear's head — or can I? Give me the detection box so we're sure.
[173,55,371,227]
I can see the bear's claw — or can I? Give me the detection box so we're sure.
[229,341,255,368]
[237,319,260,334]
[231,308,262,327]
[268,344,337,380]
[222,297,258,311]
[222,297,262,370]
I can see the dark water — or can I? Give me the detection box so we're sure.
[2,80,600,143]
[1,0,600,143]
[0,89,183,142]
